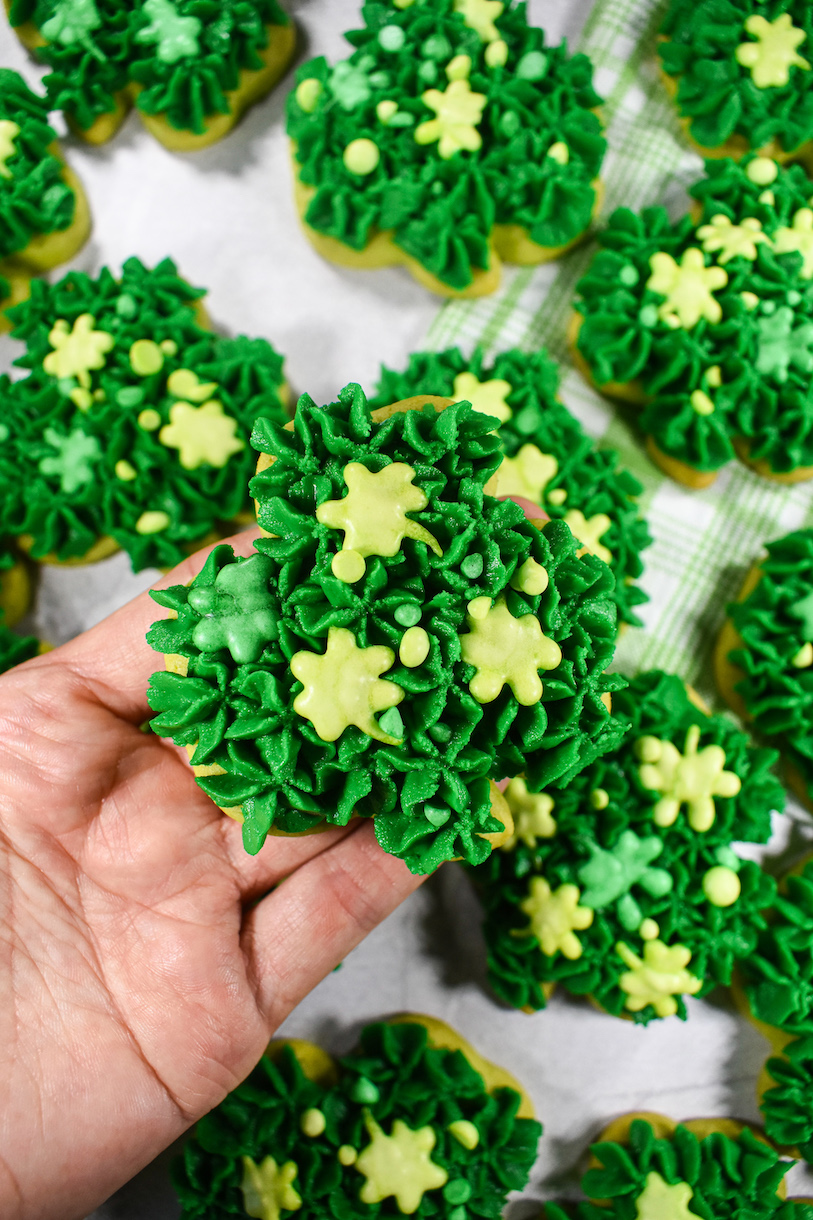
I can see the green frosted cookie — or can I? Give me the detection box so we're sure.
[147,385,624,874]
[470,669,782,1021]
[660,0,813,160]
[286,0,606,295]
[372,346,651,627]
[173,1017,541,1220]
[7,0,293,148]
[573,154,813,484]
[0,258,288,570]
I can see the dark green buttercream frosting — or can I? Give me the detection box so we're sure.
[0,68,77,261]
[147,384,624,874]
[728,528,813,800]
[470,669,782,1021]
[371,346,651,627]
[575,155,813,476]
[173,1020,541,1220]
[0,257,287,570]
[544,1117,811,1220]
[660,0,813,155]
[286,0,606,291]
[8,0,290,135]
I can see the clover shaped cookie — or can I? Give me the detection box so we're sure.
[372,347,652,628]
[659,1,813,165]
[715,528,813,811]
[147,386,623,874]
[286,0,606,298]
[173,1015,541,1220]
[471,670,783,1021]
[572,155,813,488]
[544,1113,813,1220]
[6,0,295,150]
[0,258,288,570]
[0,69,90,327]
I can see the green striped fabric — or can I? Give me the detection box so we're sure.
[423,0,813,703]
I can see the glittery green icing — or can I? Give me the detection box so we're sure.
[728,529,813,801]
[575,155,813,477]
[172,1020,541,1220]
[8,0,290,136]
[470,670,782,1020]
[660,0,813,156]
[147,385,623,874]
[0,69,78,262]
[544,1118,811,1220]
[0,257,287,570]
[371,347,651,627]
[286,0,606,291]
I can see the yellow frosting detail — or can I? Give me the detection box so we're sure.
[400,625,430,667]
[590,788,609,810]
[70,386,93,411]
[317,462,442,582]
[338,1146,358,1166]
[355,1114,448,1213]
[296,77,323,112]
[634,1172,696,1220]
[521,877,593,959]
[44,315,115,386]
[129,338,164,377]
[460,595,562,704]
[647,249,728,329]
[547,487,567,506]
[136,510,170,534]
[415,79,487,158]
[453,0,503,42]
[741,290,760,309]
[167,368,218,402]
[564,509,613,564]
[115,459,137,481]
[453,370,513,423]
[547,141,569,164]
[291,626,404,743]
[301,1109,326,1137]
[161,339,178,356]
[343,138,380,175]
[616,939,702,1017]
[496,445,558,503]
[696,214,768,263]
[706,365,722,387]
[240,1155,302,1220]
[332,550,366,583]
[0,119,20,178]
[510,557,549,596]
[636,724,742,832]
[394,0,415,7]
[690,390,715,416]
[448,1120,479,1150]
[774,208,813,278]
[446,53,472,80]
[467,595,491,621]
[159,399,244,470]
[485,38,508,67]
[639,918,660,941]
[735,14,809,89]
[746,156,779,186]
[792,641,813,667]
[760,189,776,205]
[702,865,741,907]
[138,408,162,431]
[502,777,556,848]
[377,100,399,124]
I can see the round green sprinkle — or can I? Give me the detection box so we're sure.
[500,110,521,138]
[429,723,452,743]
[516,51,547,81]
[379,24,406,51]
[378,706,405,739]
[57,377,76,398]
[350,1077,380,1104]
[419,60,438,82]
[424,804,451,827]
[761,300,777,315]
[449,1208,467,1220]
[444,1181,472,1205]
[639,304,659,328]
[395,602,422,627]
[116,293,137,318]
[116,386,145,408]
[619,264,639,287]
[0,424,9,442]
[422,34,451,59]
[137,408,162,431]
[461,554,484,579]
[788,290,802,306]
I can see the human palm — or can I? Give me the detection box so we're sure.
[0,534,422,1220]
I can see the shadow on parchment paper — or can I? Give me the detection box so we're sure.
[418,862,492,993]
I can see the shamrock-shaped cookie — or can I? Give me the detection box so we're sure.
[659,1,813,164]
[544,1113,813,1220]
[173,1015,541,1220]
[715,528,813,811]
[6,0,295,150]
[0,258,288,570]
[371,346,652,627]
[0,68,90,327]
[287,0,606,297]
[572,155,813,487]
[471,670,782,1021]
[147,386,623,874]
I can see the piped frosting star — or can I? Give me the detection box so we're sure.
[453,0,504,43]
[735,14,810,90]
[0,120,20,178]
[616,938,702,1017]
[635,724,741,832]
[355,1114,448,1213]
[240,1155,302,1220]
[696,214,768,264]
[415,79,487,159]
[135,0,202,64]
[634,1171,696,1220]
[460,595,562,704]
[159,398,244,470]
[454,371,513,423]
[495,445,558,504]
[520,877,593,959]
[646,249,728,329]
[564,509,613,564]
[43,314,115,387]
[774,208,813,278]
[188,553,276,664]
[502,778,556,848]
[291,626,404,743]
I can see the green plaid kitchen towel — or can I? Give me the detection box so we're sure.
[422,0,813,703]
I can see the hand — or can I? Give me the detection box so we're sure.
[0,529,423,1220]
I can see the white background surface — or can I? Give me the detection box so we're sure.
[1,2,812,1217]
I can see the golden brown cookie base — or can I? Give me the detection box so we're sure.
[0,556,34,628]
[645,435,719,488]
[566,312,648,405]
[17,532,120,567]
[733,438,813,484]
